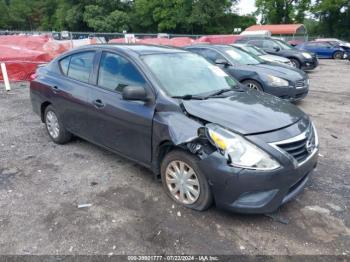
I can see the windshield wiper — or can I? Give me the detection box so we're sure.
[172,88,240,100]
[203,88,232,98]
[172,94,205,100]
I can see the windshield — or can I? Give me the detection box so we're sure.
[241,45,265,56]
[275,39,293,50]
[223,46,264,65]
[142,52,238,97]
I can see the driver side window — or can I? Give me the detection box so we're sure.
[198,49,225,63]
[98,52,146,92]
[263,40,279,50]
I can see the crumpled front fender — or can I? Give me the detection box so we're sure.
[151,111,204,173]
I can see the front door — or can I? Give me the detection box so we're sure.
[88,51,155,164]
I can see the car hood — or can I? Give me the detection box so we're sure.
[260,54,290,63]
[238,63,306,81]
[182,91,305,135]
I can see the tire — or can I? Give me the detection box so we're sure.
[290,58,301,69]
[333,51,344,60]
[44,105,72,144]
[161,150,213,211]
[242,79,263,91]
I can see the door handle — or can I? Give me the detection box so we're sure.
[93,99,105,108]
[52,85,59,93]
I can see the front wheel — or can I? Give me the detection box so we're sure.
[242,79,263,91]
[333,51,344,60]
[161,150,213,211]
[290,58,301,69]
[44,105,72,144]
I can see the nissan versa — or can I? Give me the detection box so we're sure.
[185,44,309,102]
[30,45,319,214]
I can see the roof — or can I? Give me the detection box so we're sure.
[88,44,185,55]
[245,24,306,35]
[121,44,185,55]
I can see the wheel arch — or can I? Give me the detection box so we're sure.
[40,101,52,122]
[333,50,344,59]
[240,78,264,91]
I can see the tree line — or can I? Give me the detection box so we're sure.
[256,0,350,39]
[0,0,349,39]
[0,0,255,34]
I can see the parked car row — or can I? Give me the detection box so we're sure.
[287,38,350,60]
[233,36,319,70]
[185,44,309,102]
[296,41,349,59]
[30,43,319,214]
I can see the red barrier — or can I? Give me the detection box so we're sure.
[1,34,240,82]
[195,35,242,44]
[109,37,195,47]
[0,35,94,81]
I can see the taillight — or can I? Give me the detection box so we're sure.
[29,73,37,81]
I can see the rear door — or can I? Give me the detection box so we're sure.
[87,51,155,163]
[55,51,96,139]
[316,43,333,58]
[304,43,317,53]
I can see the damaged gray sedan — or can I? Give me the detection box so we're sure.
[30,44,319,214]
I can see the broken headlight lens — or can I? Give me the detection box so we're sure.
[206,124,280,170]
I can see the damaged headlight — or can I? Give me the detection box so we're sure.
[206,124,280,170]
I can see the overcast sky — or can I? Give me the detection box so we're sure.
[236,0,257,15]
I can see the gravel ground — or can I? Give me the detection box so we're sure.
[0,59,349,256]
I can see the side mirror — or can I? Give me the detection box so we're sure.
[122,85,149,101]
[273,46,281,52]
[215,59,231,67]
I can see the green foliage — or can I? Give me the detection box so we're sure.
[312,0,350,39]
[255,0,350,39]
[0,0,255,34]
[255,0,311,24]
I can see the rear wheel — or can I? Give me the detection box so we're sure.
[161,150,213,211]
[44,105,72,144]
[242,79,263,91]
[333,51,344,60]
[290,58,301,68]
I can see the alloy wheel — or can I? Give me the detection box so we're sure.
[165,160,200,205]
[46,111,60,139]
[246,82,260,91]
[333,51,343,60]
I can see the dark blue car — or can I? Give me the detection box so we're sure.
[30,44,319,214]
[296,41,345,59]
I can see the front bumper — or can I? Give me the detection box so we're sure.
[263,81,309,102]
[197,128,318,214]
[301,57,319,70]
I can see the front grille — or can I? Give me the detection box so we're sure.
[295,79,308,89]
[275,125,316,164]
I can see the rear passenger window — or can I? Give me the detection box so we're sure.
[67,52,95,83]
[98,52,146,92]
[59,56,70,75]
